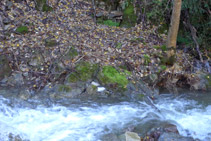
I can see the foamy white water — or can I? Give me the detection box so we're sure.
[0,94,211,141]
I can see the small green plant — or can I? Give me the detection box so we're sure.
[103,20,120,27]
[153,45,167,51]
[16,26,28,34]
[42,4,53,12]
[116,42,122,48]
[143,54,150,65]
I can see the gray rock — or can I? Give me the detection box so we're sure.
[3,17,12,24]
[96,12,104,17]
[125,131,140,141]
[29,54,44,66]
[158,132,194,141]
[7,72,24,86]
[18,89,31,100]
[108,11,123,18]
[101,133,120,141]
[0,55,12,80]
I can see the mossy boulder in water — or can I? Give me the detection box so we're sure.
[98,66,128,91]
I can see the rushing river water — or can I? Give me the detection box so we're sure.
[0,90,211,141]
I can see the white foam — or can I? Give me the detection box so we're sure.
[0,95,210,141]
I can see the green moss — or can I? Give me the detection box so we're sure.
[116,42,122,48]
[67,62,99,82]
[153,45,167,51]
[99,66,128,89]
[67,72,78,83]
[124,70,132,76]
[103,20,120,27]
[35,0,53,12]
[76,62,99,81]
[91,85,97,91]
[143,54,150,65]
[58,85,72,92]
[160,65,167,70]
[45,39,58,47]
[205,74,211,87]
[65,47,78,59]
[42,4,53,12]
[16,26,28,34]
[121,3,137,28]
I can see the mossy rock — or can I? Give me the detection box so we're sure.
[16,26,28,34]
[205,74,211,89]
[45,39,58,47]
[58,84,72,92]
[120,2,137,28]
[67,62,99,82]
[35,0,53,12]
[98,66,128,91]
[65,47,78,60]
[67,72,79,83]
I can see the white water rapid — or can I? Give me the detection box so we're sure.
[0,94,211,141]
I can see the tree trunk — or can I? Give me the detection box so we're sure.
[166,0,182,65]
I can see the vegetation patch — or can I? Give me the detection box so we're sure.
[16,26,28,34]
[121,3,137,27]
[58,84,72,92]
[67,62,99,82]
[35,0,53,12]
[205,74,211,88]
[65,47,78,60]
[45,39,58,47]
[103,20,120,27]
[143,54,150,65]
[98,66,128,90]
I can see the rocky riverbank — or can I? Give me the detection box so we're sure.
[0,0,210,97]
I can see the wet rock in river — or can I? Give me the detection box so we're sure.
[7,72,24,86]
[125,131,140,141]
[158,132,194,141]
[101,133,120,141]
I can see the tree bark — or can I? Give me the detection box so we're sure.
[166,0,182,61]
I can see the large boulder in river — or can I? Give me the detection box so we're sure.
[0,55,12,80]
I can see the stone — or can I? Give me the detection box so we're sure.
[29,54,44,66]
[108,11,123,18]
[101,133,120,141]
[18,89,31,100]
[0,55,12,80]
[125,131,140,141]
[158,132,194,141]
[7,72,24,86]
[96,12,104,17]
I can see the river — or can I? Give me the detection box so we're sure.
[0,89,210,141]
